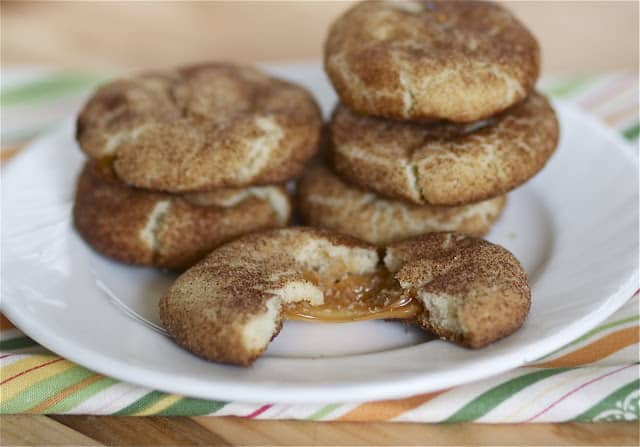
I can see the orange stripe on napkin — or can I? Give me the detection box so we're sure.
[1,357,61,384]
[27,374,104,414]
[0,314,16,331]
[1,359,77,402]
[533,326,639,368]
[604,106,638,126]
[338,389,448,421]
[0,147,22,163]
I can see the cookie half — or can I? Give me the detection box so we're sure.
[325,0,539,122]
[73,163,291,270]
[298,165,505,245]
[160,228,530,366]
[330,92,558,205]
[76,63,322,192]
[386,232,531,349]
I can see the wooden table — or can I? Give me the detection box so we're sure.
[2,416,638,445]
[1,1,638,445]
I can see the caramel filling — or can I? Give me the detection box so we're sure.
[285,270,420,322]
[93,155,119,183]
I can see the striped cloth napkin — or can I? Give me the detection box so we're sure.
[1,70,638,421]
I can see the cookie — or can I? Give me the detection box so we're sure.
[386,232,531,349]
[330,92,558,205]
[160,228,379,366]
[73,163,291,270]
[298,165,506,245]
[76,63,323,192]
[325,0,539,122]
[160,228,530,366]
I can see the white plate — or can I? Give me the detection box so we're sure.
[2,63,638,403]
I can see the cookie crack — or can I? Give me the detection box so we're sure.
[394,52,416,117]
[183,187,289,224]
[247,187,290,225]
[409,162,426,203]
[168,79,191,119]
[238,116,282,181]
[398,68,416,117]
[140,200,171,263]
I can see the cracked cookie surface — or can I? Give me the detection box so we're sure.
[329,92,558,206]
[325,0,539,122]
[76,63,323,192]
[298,165,506,245]
[73,162,291,271]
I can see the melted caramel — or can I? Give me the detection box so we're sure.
[285,270,420,322]
[92,155,120,184]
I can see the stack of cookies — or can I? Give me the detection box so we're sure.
[73,63,322,270]
[299,0,559,245]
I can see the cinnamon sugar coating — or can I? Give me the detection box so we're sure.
[298,164,506,244]
[386,232,530,348]
[325,0,539,122]
[160,228,378,365]
[330,92,558,205]
[161,228,530,366]
[73,163,291,270]
[77,63,322,191]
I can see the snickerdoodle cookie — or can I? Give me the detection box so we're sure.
[77,63,322,192]
[325,0,539,122]
[386,231,530,349]
[298,165,505,245]
[160,228,530,366]
[330,92,558,205]
[73,163,291,270]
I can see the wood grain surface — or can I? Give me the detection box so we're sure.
[1,1,639,445]
[0,416,636,446]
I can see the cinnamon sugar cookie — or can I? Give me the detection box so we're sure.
[386,232,530,349]
[298,165,505,244]
[73,163,291,270]
[325,0,539,122]
[76,63,322,192]
[160,228,530,366]
[330,92,558,205]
